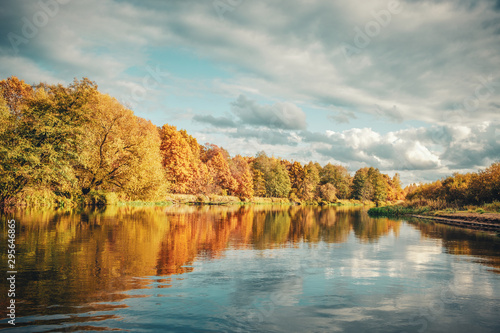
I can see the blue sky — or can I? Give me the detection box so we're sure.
[1,0,499,185]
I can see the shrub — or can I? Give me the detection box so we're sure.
[319,183,337,203]
[483,201,500,212]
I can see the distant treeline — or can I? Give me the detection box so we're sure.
[405,162,500,206]
[0,76,413,206]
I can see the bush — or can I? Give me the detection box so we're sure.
[319,183,337,203]
[403,198,450,210]
[104,192,119,205]
[483,201,500,212]
[15,187,58,207]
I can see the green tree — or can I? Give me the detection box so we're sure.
[352,168,373,201]
[320,163,352,199]
[265,161,291,198]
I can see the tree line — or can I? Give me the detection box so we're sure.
[0,76,405,206]
[405,162,500,206]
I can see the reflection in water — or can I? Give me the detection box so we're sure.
[0,205,499,332]
[406,217,500,273]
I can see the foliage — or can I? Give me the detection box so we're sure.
[265,161,292,198]
[230,155,254,199]
[299,162,320,201]
[0,78,95,203]
[2,75,497,208]
[406,162,500,206]
[352,168,373,201]
[77,93,166,200]
[319,183,337,202]
[320,163,351,199]
[160,124,197,194]
[368,205,430,217]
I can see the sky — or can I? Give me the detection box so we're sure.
[1,0,499,185]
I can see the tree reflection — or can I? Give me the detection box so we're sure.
[406,217,500,272]
[0,205,405,321]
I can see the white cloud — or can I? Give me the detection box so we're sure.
[1,0,499,183]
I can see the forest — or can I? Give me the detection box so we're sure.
[0,76,498,208]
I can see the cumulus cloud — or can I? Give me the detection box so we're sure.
[229,127,300,146]
[1,0,499,183]
[6,0,499,127]
[312,122,499,171]
[192,114,236,128]
[230,95,307,130]
[193,94,307,131]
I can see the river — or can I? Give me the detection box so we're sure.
[0,205,499,332]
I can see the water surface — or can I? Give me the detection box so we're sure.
[1,205,499,332]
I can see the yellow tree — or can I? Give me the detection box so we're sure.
[299,162,320,201]
[252,169,266,197]
[0,78,96,203]
[159,125,196,194]
[288,161,304,200]
[75,93,166,199]
[231,155,254,199]
[0,76,33,117]
[206,150,237,195]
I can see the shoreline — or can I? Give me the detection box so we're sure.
[410,213,500,232]
[368,205,500,232]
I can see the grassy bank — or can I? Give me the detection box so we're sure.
[368,199,500,217]
[368,205,431,217]
[5,189,393,209]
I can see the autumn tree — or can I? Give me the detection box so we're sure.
[368,167,388,204]
[0,78,96,203]
[288,161,304,200]
[230,155,254,199]
[199,144,237,195]
[462,163,499,204]
[252,169,266,197]
[352,168,373,201]
[265,160,291,198]
[0,95,28,202]
[320,163,352,199]
[0,76,33,118]
[319,183,337,202]
[160,125,197,194]
[206,150,237,195]
[387,173,404,201]
[251,151,272,197]
[299,162,320,201]
[75,92,166,199]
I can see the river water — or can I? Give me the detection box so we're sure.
[0,205,499,332]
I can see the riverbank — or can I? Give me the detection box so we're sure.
[2,189,387,209]
[368,204,500,232]
[410,213,500,232]
[118,195,377,207]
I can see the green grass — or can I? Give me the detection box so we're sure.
[368,205,431,217]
